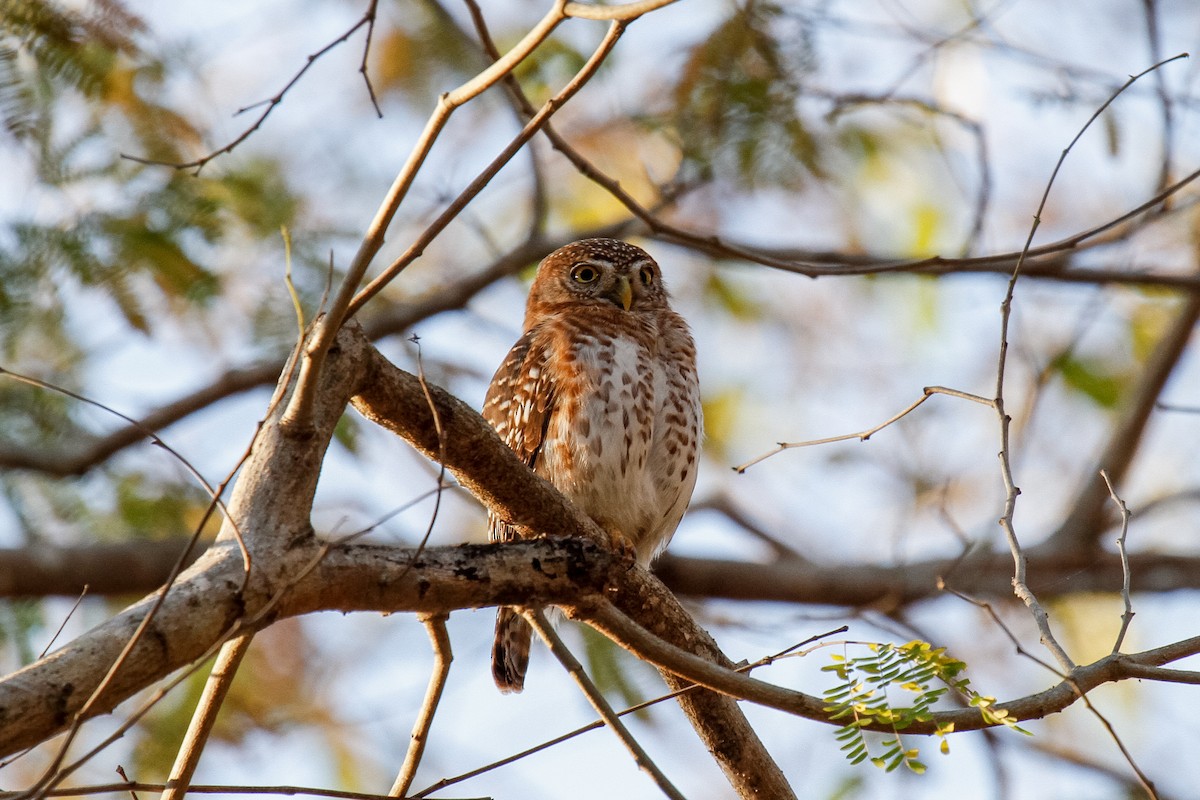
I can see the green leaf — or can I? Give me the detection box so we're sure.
[1050,353,1127,408]
[823,638,1027,774]
[581,625,651,712]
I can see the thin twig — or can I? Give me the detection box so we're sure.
[460,0,685,249]
[688,494,808,561]
[990,54,1186,676]
[38,586,88,659]
[406,335,449,566]
[358,0,383,118]
[413,625,847,798]
[343,18,630,318]
[1155,401,1200,413]
[122,4,379,172]
[1074,689,1160,799]
[523,610,687,800]
[0,368,250,575]
[390,614,452,798]
[1101,471,1135,654]
[1141,0,1175,200]
[113,767,138,800]
[284,0,573,432]
[733,385,994,473]
[160,633,256,800]
[651,164,1200,281]
[936,580,1063,676]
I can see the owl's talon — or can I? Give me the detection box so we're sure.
[609,530,638,568]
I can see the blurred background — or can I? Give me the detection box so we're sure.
[2,1,1199,798]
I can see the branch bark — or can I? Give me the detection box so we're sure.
[5,321,1195,797]
[9,540,1200,604]
[1,323,796,799]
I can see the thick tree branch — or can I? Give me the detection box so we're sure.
[5,321,1194,797]
[9,540,1200,605]
[0,541,205,597]
[349,328,797,797]
[0,536,620,759]
[655,549,1200,606]
[1,323,796,799]
[584,599,1200,736]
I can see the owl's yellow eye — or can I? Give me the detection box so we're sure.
[638,266,654,286]
[570,264,600,284]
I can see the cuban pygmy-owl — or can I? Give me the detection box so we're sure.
[482,238,702,692]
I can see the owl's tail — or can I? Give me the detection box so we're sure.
[492,607,532,693]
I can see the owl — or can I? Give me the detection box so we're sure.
[482,238,703,693]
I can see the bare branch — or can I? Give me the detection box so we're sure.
[11,540,1200,607]
[988,54,1188,678]
[343,19,630,318]
[563,0,679,20]
[525,609,686,800]
[1102,470,1136,653]
[160,633,255,800]
[734,385,994,473]
[645,168,1200,284]
[389,614,452,798]
[121,5,380,172]
[582,598,1200,736]
[292,0,609,433]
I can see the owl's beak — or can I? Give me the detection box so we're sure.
[606,275,633,311]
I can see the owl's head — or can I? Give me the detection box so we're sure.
[527,239,669,318]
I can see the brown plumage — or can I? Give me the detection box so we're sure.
[482,239,702,692]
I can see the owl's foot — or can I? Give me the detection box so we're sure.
[607,529,639,568]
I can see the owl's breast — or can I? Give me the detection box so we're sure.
[538,326,698,563]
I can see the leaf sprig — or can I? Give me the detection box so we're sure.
[822,640,1030,773]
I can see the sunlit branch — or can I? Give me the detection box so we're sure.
[989,54,1187,680]
[525,610,687,800]
[563,0,679,20]
[343,19,629,318]
[390,614,452,798]
[733,385,994,473]
[161,633,256,800]
[1102,470,1136,654]
[291,5,657,434]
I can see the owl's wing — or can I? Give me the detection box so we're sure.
[482,328,556,542]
